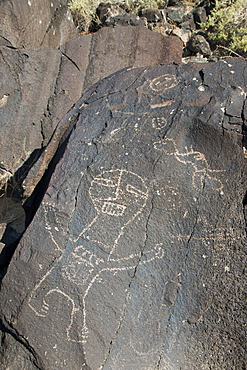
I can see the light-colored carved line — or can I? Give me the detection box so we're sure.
[154,138,224,191]
[43,203,63,252]
[150,100,175,109]
[101,201,126,216]
[149,74,178,92]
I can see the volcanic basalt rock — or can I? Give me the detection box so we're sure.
[0,59,246,369]
[0,26,182,195]
[0,0,77,50]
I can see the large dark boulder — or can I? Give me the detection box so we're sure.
[0,59,246,369]
[0,24,183,292]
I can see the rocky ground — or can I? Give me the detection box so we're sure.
[70,0,247,60]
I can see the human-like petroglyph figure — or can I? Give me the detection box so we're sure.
[29,169,164,343]
[154,138,224,191]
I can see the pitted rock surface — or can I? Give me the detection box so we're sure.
[0,60,247,369]
[0,0,77,49]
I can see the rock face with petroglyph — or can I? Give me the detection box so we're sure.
[0,25,182,193]
[0,23,182,260]
[0,60,247,369]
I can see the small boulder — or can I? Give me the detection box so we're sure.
[168,0,183,5]
[172,27,192,45]
[180,12,196,30]
[167,5,192,24]
[96,2,126,23]
[105,14,146,27]
[193,7,207,28]
[139,8,163,23]
[187,33,211,56]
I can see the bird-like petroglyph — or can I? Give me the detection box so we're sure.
[154,138,224,191]
[28,169,164,344]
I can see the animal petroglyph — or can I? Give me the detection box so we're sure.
[154,138,224,191]
[149,74,178,93]
[28,169,164,344]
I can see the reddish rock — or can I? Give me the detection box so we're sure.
[64,26,183,91]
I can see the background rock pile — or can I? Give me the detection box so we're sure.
[92,0,212,59]
[70,0,247,61]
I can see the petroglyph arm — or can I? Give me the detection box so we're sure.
[28,266,57,316]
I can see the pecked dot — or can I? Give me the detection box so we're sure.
[198,85,205,92]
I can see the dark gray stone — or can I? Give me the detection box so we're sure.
[0,59,247,369]
[180,11,196,31]
[167,5,188,24]
[187,33,211,56]
[168,0,183,6]
[0,25,183,278]
[21,26,183,198]
[0,26,182,195]
[96,2,126,23]
[105,14,146,27]
[193,7,207,28]
[0,47,61,186]
[139,8,163,23]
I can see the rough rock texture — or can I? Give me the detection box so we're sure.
[96,2,126,23]
[0,0,77,49]
[0,59,246,369]
[187,34,211,57]
[64,26,183,92]
[0,46,61,186]
[0,26,182,192]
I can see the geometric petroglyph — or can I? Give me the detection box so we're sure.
[78,169,149,250]
[168,213,230,250]
[154,138,224,191]
[28,169,164,346]
[101,201,126,216]
[149,74,178,93]
[152,117,168,130]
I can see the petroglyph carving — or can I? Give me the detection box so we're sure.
[43,203,68,252]
[154,138,224,191]
[29,170,164,345]
[0,166,12,188]
[150,100,175,109]
[76,169,149,251]
[152,117,168,130]
[149,74,178,93]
